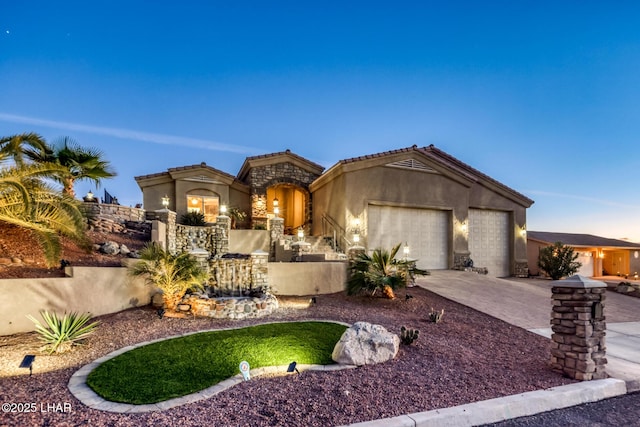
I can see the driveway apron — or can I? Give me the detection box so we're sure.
[417,270,640,390]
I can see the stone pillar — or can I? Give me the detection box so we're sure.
[251,250,269,291]
[268,217,284,261]
[154,209,177,254]
[550,275,607,381]
[514,259,529,278]
[215,215,231,255]
[291,241,311,261]
[453,251,471,270]
[347,245,366,261]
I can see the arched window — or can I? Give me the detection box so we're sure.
[187,194,219,223]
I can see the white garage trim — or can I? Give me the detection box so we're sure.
[367,205,449,270]
[468,209,510,277]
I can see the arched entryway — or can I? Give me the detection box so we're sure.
[267,184,307,234]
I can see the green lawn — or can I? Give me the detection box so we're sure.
[86,321,347,404]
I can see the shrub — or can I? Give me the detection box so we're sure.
[129,243,208,313]
[428,307,445,323]
[347,242,429,298]
[180,211,206,226]
[27,311,100,354]
[400,326,420,345]
[538,242,581,280]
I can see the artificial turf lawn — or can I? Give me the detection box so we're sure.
[86,321,347,404]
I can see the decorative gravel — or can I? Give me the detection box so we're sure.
[0,287,575,427]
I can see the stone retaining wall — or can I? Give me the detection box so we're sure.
[83,202,148,234]
[180,294,278,320]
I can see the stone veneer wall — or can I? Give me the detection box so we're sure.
[83,202,148,233]
[550,276,607,381]
[179,294,278,320]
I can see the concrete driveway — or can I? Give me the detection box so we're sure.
[416,270,640,390]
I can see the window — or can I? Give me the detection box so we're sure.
[187,194,219,222]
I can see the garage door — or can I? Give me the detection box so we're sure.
[576,253,594,277]
[468,209,510,277]
[368,205,448,270]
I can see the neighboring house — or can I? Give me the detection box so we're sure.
[527,231,640,278]
[136,145,533,277]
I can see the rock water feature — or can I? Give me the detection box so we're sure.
[177,251,278,319]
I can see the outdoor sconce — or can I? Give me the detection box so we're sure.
[635,251,639,259]
[273,198,279,217]
[220,204,228,215]
[460,221,468,233]
[403,242,410,258]
[520,226,527,237]
[161,195,170,208]
[297,227,305,241]
[353,233,360,243]
[352,217,362,243]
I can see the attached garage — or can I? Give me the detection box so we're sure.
[576,252,595,277]
[368,205,449,270]
[468,209,510,277]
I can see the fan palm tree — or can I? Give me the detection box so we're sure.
[347,242,429,298]
[27,136,116,198]
[0,133,51,167]
[0,162,90,267]
[129,243,208,313]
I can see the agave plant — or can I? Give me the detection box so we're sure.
[347,242,429,298]
[129,243,208,312]
[27,311,100,354]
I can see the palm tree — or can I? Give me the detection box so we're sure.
[0,162,90,267]
[129,243,208,313]
[0,133,51,167]
[28,137,116,198]
[347,242,429,298]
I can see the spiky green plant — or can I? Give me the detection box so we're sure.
[428,307,445,323]
[400,326,420,345]
[27,311,100,354]
[347,242,429,298]
[180,211,206,226]
[129,243,208,312]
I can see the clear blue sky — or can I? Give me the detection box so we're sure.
[2,1,639,241]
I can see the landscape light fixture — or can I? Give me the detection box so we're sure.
[19,354,35,377]
[161,195,170,208]
[287,361,300,375]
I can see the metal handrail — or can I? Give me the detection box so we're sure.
[321,213,351,253]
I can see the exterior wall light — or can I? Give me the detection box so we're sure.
[403,242,410,257]
[161,195,170,208]
[273,198,279,217]
[635,251,639,259]
[520,226,527,237]
[460,221,468,233]
[297,227,305,241]
[353,233,360,243]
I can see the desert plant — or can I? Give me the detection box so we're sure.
[428,307,445,323]
[27,311,100,354]
[347,242,429,298]
[129,243,208,312]
[400,326,420,345]
[538,242,582,280]
[228,207,247,229]
[180,211,206,226]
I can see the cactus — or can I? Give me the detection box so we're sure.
[400,326,420,345]
[428,308,445,324]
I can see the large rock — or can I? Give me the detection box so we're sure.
[100,241,121,255]
[332,321,400,366]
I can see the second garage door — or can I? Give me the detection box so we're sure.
[468,209,510,277]
[368,205,448,270]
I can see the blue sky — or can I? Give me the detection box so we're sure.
[2,1,640,240]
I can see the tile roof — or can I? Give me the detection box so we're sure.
[528,231,640,248]
[135,162,236,182]
[244,149,324,171]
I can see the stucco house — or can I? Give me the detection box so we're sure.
[135,145,533,277]
[527,231,640,278]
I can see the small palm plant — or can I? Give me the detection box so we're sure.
[347,242,429,299]
[27,311,100,354]
[129,243,208,313]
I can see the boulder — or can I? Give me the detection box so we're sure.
[332,321,399,366]
[100,241,121,255]
[119,244,131,255]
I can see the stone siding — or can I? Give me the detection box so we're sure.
[83,202,149,234]
[179,294,278,320]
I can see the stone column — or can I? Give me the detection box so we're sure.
[453,251,471,270]
[251,250,269,291]
[215,215,231,255]
[268,217,284,261]
[550,275,607,381]
[514,259,529,278]
[154,209,177,254]
[347,245,366,261]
